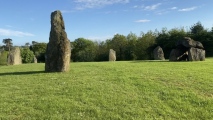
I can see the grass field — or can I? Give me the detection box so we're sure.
[0,59,213,119]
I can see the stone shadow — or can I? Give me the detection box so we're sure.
[0,71,45,76]
[130,60,169,63]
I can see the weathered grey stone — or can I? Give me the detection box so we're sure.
[109,49,116,61]
[153,46,165,60]
[7,47,22,65]
[45,10,71,72]
[188,48,205,61]
[176,37,204,49]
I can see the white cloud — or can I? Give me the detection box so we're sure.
[0,28,35,37]
[133,5,138,8]
[144,3,161,11]
[74,0,129,10]
[171,7,177,10]
[178,6,197,12]
[135,19,151,23]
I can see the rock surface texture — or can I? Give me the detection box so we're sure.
[109,49,116,61]
[7,47,22,65]
[153,46,165,60]
[169,37,205,61]
[45,10,71,72]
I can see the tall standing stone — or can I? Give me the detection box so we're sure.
[109,49,116,61]
[45,10,71,72]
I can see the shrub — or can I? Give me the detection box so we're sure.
[0,51,8,65]
[21,48,34,63]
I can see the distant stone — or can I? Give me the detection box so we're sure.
[45,10,71,72]
[33,56,37,63]
[109,49,116,61]
[7,47,22,65]
[188,48,205,61]
[153,46,165,60]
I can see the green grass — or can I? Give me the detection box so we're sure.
[0,59,213,119]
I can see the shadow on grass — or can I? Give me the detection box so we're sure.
[130,60,170,63]
[0,71,45,76]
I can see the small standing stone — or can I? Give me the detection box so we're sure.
[45,10,71,72]
[153,46,165,60]
[7,47,22,65]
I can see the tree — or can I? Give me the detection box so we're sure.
[136,31,156,60]
[25,42,30,48]
[156,27,188,58]
[190,22,206,35]
[32,41,38,45]
[126,32,138,60]
[2,38,13,51]
[31,42,47,62]
[21,48,34,63]
[95,41,109,61]
[71,38,98,62]
[111,34,127,61]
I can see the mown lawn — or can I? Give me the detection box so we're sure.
[0,59,213,119]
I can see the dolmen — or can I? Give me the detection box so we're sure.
[169,37,205,61]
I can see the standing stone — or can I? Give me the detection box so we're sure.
[7,47,22,65]
[33,56,37,63]
[109,49,116,61]
[45,10,71,72]
[188,48,205,61]
[153,46,165,60]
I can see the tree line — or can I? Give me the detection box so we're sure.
[72,22,213,61]
[1,22,213,63]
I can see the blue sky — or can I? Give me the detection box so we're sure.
[0,0,213,46]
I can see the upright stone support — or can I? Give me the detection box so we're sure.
[188,48,205,61]
[45,10,71,72]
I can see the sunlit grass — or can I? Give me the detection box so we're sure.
[0,59,213,119]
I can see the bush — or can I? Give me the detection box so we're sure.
[31,43,47,62]
[21,48,34,63]
[0,51,8,65]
